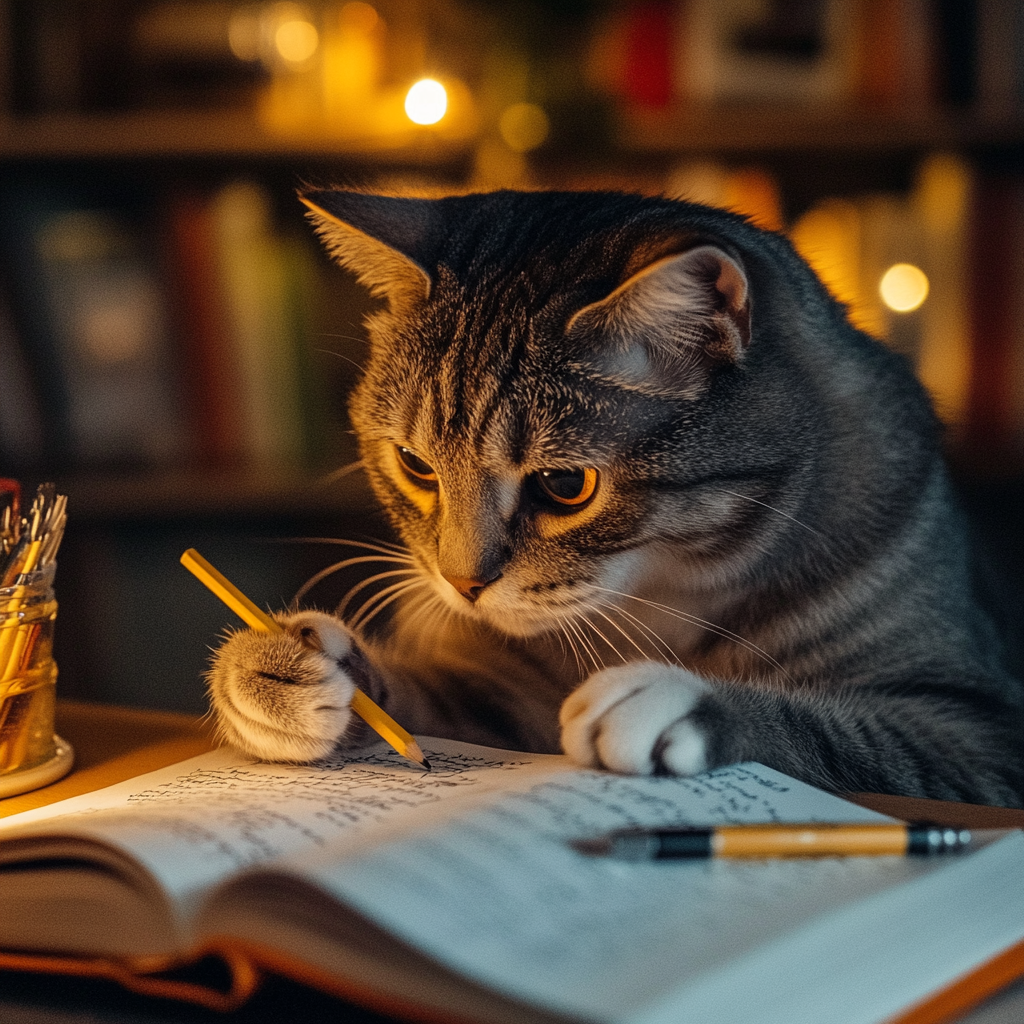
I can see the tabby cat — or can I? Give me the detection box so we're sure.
[207,188,1023,807]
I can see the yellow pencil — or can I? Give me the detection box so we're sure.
[180,548,430,771]
[0,538,45,681]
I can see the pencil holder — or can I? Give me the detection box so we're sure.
[0,563,73,796]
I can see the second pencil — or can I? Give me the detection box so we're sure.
[575,822,975,859]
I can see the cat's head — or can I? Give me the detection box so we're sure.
[303,188,807,638]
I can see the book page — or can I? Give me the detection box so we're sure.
[0,741,568,915]
[250,763,952,1023]
[0,738,883,939]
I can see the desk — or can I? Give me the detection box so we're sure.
[1,700,1023,1024]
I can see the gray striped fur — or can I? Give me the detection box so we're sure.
[206,189,1023,807]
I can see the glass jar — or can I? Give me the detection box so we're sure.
[0,563,59,776]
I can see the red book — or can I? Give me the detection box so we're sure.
[161,190,244,470]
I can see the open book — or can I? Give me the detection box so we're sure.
[0,739,1022,1024]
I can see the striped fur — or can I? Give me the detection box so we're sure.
[207,190,1023,807]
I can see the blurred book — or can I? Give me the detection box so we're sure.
[164,180,347,475]
[587,1,677,109]
[976,0,1024,119]
[162,188,246,469]
[852,0,937,111]
[966,168,1024,470]
[209,179,311,471]
[680,0,858,107]
[591,0,996,118]
[0,178,188,470]
[914,153,973,435]
[8,0,87,113]
[0,285,45,472]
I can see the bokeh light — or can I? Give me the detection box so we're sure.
[880,263,929,312]
[405,79,447,125]
[498,103,550,152]
[340,1,379,32]
[275,18,319,63]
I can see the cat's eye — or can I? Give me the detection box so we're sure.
[534,468,598,507]
[396,446,438,484]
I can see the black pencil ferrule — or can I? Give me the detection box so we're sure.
[653,830,714,859]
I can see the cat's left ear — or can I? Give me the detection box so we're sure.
[300,189,437,309]
[568,245,751,366]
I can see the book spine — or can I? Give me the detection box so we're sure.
[914,153,973,435]
[210,180,305,471]
[278,232,332,470]
[965,170,1024,472]
[0,285,45,472]
[0,176,189,469]
[161,189,245,469]
[975,0,1024,120]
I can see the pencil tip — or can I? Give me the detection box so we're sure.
[405,741,430,771]
[572,837,611,857]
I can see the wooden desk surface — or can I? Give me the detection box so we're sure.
[0,699,218,818]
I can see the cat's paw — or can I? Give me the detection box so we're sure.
[206,610,357,762]
[559,662,713,775]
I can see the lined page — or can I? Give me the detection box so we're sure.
[0,740,882,920]
[0,741,569,909]
[271,763,933,1022]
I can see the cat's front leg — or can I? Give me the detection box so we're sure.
[560,663,714,775]
[206,610,361,762]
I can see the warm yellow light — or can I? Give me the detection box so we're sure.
[405,79,447,125]
[880,263,929,312]
[498,103,550,152]
[275,19,319,63]
[340,1,379,32]
[228,10,261,61]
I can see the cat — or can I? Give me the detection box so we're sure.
[207,188,1024,808]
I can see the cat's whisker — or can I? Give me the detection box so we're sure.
[340,568,420,617]
[580,611,631,667]
[563,616,604,674]
[314,348,364,373]
[353,579,430,633]
[326,554,415,571]
[350,577,434,630]
[317,461,367,487]
[411,592,453,639]
[316,330,369,347]
[349,578,425,632]
[294,554,415,605]
[595,602,680,664]
[555,616,586,678]
[592,586,793,683]
[197,706,218,731]
[283,537,413,559]
[719,489,821,537]
[581,603,652,663]
[550,613,578,673]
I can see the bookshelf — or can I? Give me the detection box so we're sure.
[1,0,1022,715]
[4,106,1024,161]
[616,106,1024,155]
[0,109,475,161]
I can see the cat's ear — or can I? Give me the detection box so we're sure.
[300,189,436,308]
[567,245,751,379]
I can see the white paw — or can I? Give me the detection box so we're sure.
[559,662,712,775]
[206,610,357,762]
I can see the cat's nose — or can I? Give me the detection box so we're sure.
[442,572,501,603]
